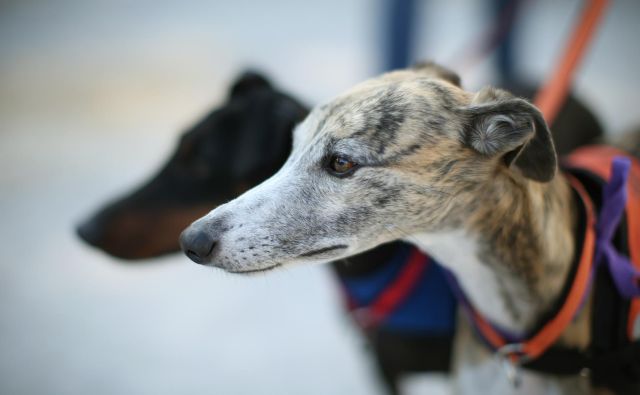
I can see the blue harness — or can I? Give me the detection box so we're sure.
[340,243,457,335]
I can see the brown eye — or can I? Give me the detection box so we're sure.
[329,155,357,175]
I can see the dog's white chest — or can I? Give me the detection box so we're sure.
[410,230,532,333]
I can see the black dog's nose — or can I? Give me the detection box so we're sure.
[180,228,216,264]
[76,218,104,247]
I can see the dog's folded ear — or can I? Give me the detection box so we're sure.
[462,86,557,182]
[230,71,272,98]
[412,61,461,87]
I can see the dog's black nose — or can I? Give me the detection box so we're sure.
[76,218,104,247]
[180,228,216,264]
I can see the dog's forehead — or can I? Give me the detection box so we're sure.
[317,79,408,131]
[296,72,468,156]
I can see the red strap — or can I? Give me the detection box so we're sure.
[368,249,430,323]
[534,0,610,124]
[346,249,430,328]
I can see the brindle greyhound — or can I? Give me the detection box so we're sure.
[180,63,633,394]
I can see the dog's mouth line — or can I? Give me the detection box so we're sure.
[228,264,281,274]
[298,244,348,258]
[226,245,348,274]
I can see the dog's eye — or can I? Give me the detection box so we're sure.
[328,155,357,176]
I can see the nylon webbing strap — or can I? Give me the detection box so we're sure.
[534,0,610,124]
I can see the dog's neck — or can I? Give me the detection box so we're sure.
[412,172,577,333]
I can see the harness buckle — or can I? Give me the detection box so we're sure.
[495,343,530,388]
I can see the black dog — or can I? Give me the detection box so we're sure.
[77,71,603,395]
[77,72,306,259]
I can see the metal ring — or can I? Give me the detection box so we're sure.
[495,343,532,364]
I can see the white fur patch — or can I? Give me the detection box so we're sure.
[398,373,450,395]
[411,230,531,333]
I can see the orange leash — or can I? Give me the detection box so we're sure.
[534,0,610,124]
[462,0,615,369]
[522,174,597,359]
[463,173,597,363]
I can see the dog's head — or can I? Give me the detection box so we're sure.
[77,72,308,259]
[180,63,557,272]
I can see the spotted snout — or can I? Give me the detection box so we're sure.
[180,213,352,273]
[178,194,357,273]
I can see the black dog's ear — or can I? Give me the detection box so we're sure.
[462,86,557,182]
[230,71,272,98]
[412,61,461,87]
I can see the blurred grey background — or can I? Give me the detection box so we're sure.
[1,1,639,394]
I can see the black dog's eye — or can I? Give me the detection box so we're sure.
[328,155,357,176]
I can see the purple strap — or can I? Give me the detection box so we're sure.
[442,268,525,344]
[596,157,640,298]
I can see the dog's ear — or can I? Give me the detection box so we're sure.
[230,71,272,98]
[412,61,461,87]
[462,86,557,182]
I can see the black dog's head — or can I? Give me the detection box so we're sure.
[77,72,308,259]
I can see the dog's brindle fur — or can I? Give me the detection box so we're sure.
[181,64,612,393]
